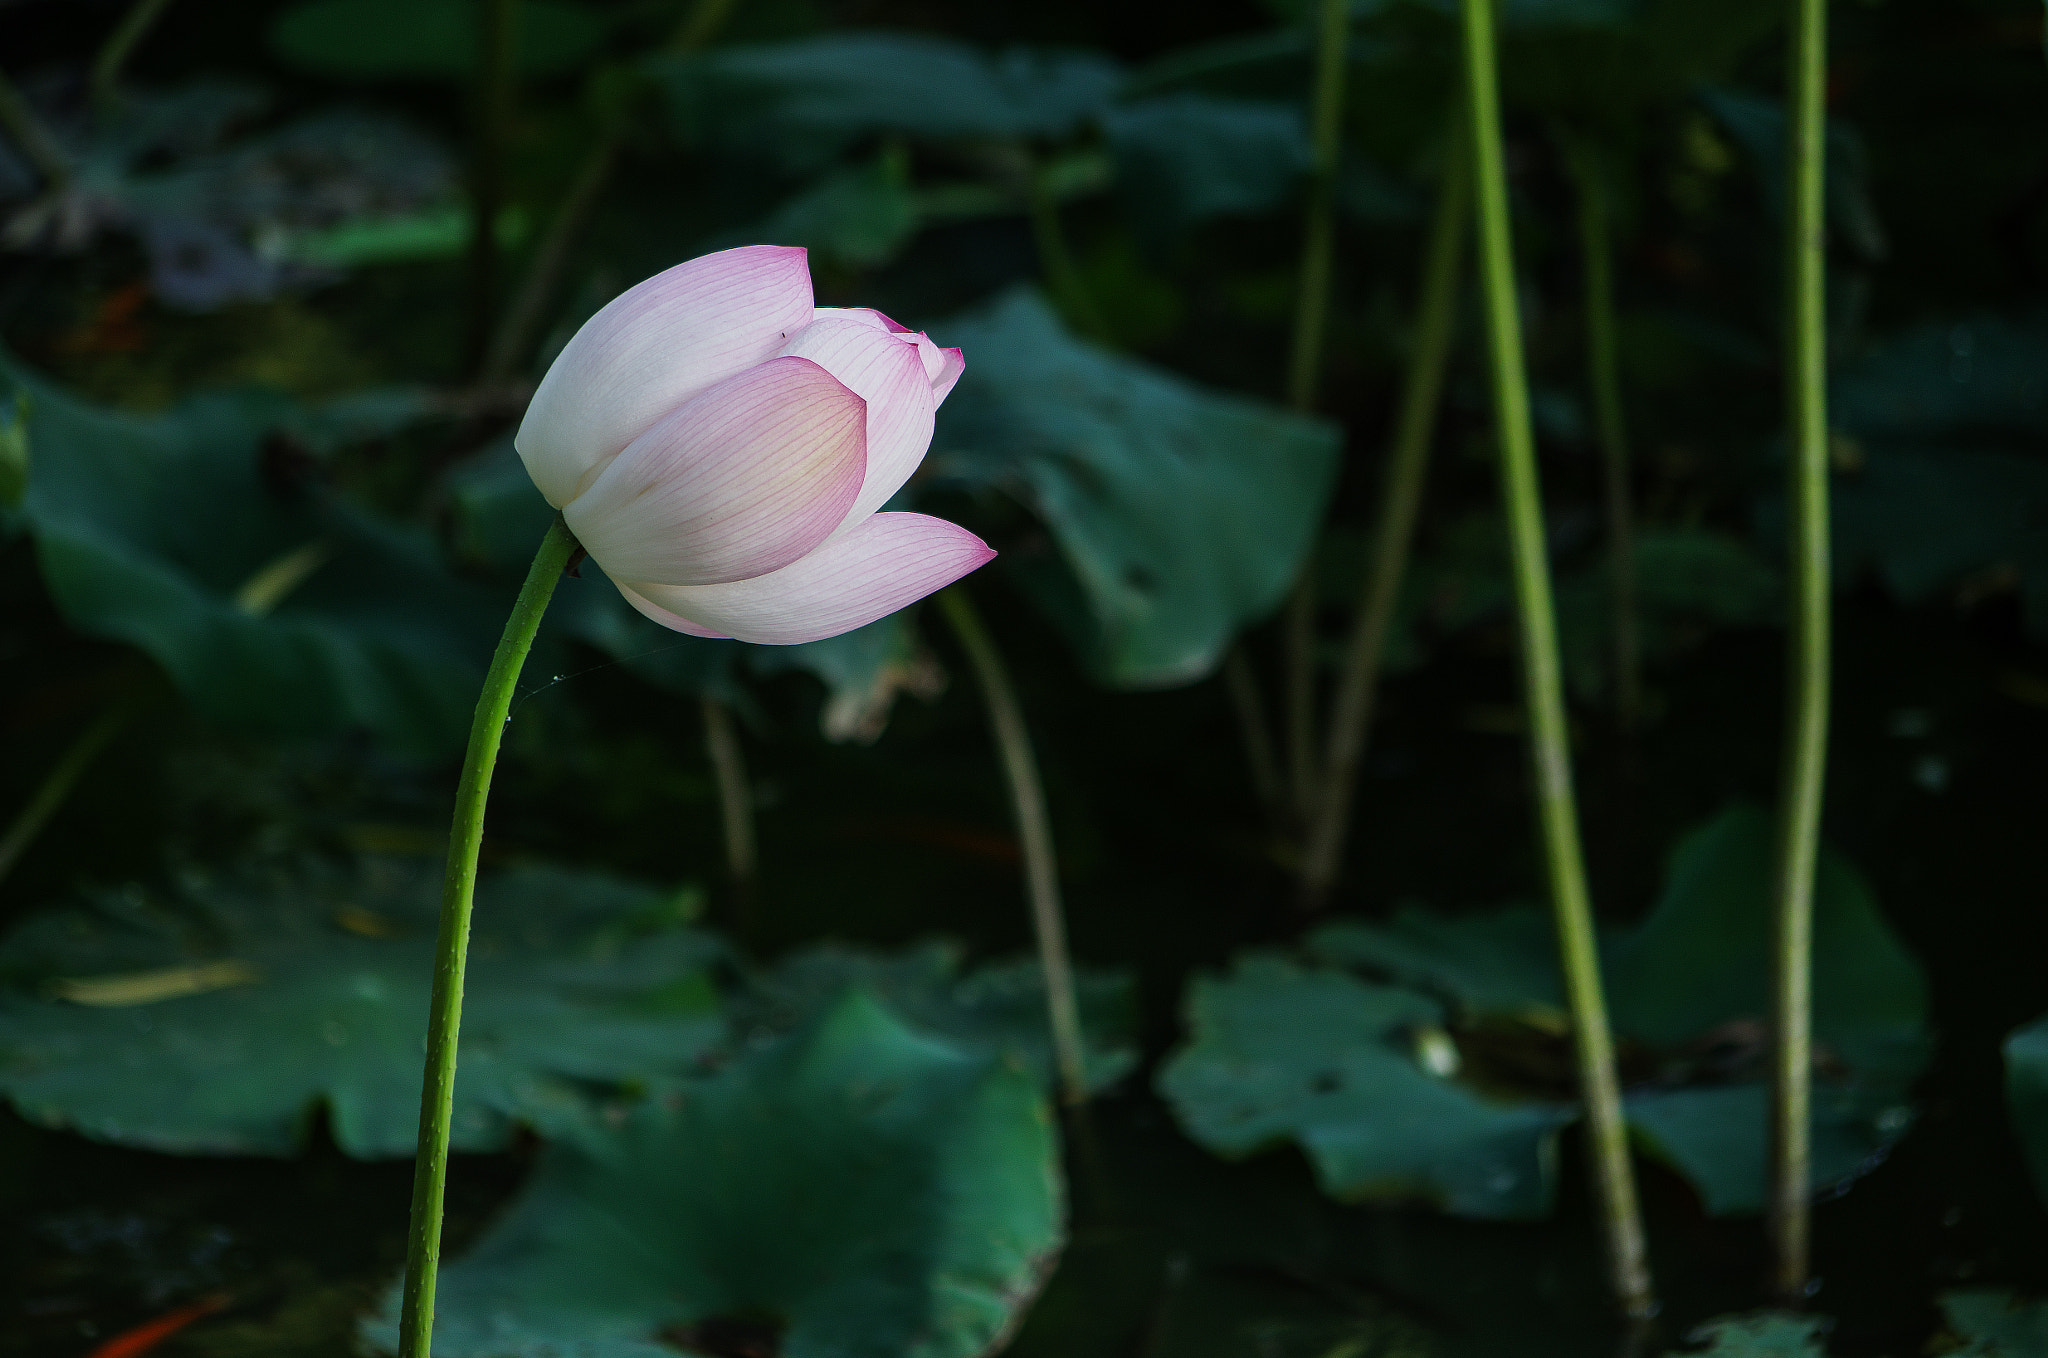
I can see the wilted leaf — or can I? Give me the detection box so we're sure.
[929,288,1340,688]
[366,990,1063,1358]
[0,862,725,1157]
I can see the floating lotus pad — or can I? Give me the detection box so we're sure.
[0,862,725,1157]
[1160,808,1929,1218]
[366,990,1063,1358]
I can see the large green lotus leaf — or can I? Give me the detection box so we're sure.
[929,289,1341,688]
[1624,1082,1913,1216]
[660,34,1120,169]
[2003,1016,2048,1207]
[271,0,605,79]
[737,939,1138,1096]
[0,863,725,1158]
[1816,312,2048,634]
[8,356,502,754]
[1607,806,1928,1072]
[366,989,1062,1358]
[1101,95,1310,238]
[1157,955,1576,1219]
[1307,904,1566,1017]
[1669,1313,1829,1357]
[1164,808,1929,1219]
[1937,1290,2048,1357]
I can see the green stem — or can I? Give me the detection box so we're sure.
[0,704,132,887]
[700,695,758,920]
[1279,0,1352,831]
[465,0,518,377]
[91,0,175,115]
[398,517,578,1358]
[480,0,738,384]
[1564,138,1643,735]
[938,587,1090,1107]
[1025,157,1109,342]
[1298,126,1469,909]
[1771,0,1831,1302]
[1458,0,1655,1319]
[1222,646,1286,827]
[0,69,69,189]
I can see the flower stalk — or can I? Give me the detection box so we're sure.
[91,0,176,115]
[1297,124,1469,908]
[938,586,1089,1107]
[1563,136,1643,734]
[1279,0,1353,832]
[699,695,758,921]
[1458,0,1655,1319]
[1771,0,1833,1301]
[398,516,580,1358]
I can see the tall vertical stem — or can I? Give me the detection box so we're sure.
[399,518,578,1358]
[90,0,175,116]
[699,695,758,919]
[465,0,518,376]
[1298,126,1469,908]
[1566,140,1643,734]
[1025,158,1109,342]
[1771,0,1832,1301]
[1279,0,1353,828]
[1458,0,1655,1319]
[939,587,1090,1107]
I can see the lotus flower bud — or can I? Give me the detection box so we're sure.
[514,245,992,645]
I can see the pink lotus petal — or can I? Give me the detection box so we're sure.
[778,317,934,532]
[630,512,995,645]
[614,582,728,638]
[565,356,866,588]
[517,245,814,507]
[812,306,896,332]
[927,343,966,406]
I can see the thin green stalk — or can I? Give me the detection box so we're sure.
[1025,158,1109,342]
[700,694,758,914]
[0,704,132,886]
[1222,646,1286,826]
[1564,138,1643,735]
[481,0,737,383]
[91,0,175,115]
[399,517,579,1358]
[465,0,518,377]
[1297,129,1469,909]
[0,69,69,189]
[1279,0,1352,830]
[938,587,1089,1107]
[1772,0,1832,1302]
[1458,0,1655,1319]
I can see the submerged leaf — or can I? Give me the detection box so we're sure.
[1671,1312,1829,1357]
[0,863,726,1157]
[366,990,1063,1358]
[1937,1289,2048,1357]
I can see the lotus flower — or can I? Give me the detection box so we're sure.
[515,244,994,645]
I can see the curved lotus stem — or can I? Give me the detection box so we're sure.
[399,517,580,1358]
